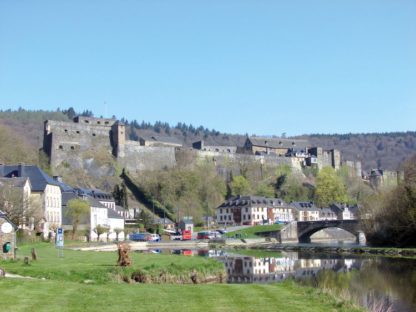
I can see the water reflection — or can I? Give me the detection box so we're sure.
[217,252,361,284]
[154,248,416,311]
[218,250,416,312]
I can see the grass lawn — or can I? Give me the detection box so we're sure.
[0,242,363,312]
[1,242,223,283]
[225,224,283,239]
[0,278,362,312]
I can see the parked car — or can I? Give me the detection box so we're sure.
[130,232,151,241]
[216,228,228,235]
[170,230,192,241]
[148,234,161,242]
[197,231,221,240]
[130,232,160,242]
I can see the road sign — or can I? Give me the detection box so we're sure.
[56,227,64,248]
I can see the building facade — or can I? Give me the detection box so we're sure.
[0,165,62,238]
[216,196,291,226]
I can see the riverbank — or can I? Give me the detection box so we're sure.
[253,243,416,258]
[0,242,363,312]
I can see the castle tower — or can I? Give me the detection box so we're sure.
[111,121,125,158]
[332,149,341,170]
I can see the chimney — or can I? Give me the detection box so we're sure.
[18,163,24,177]
[53,176,63,183]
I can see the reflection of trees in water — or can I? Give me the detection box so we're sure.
[301,258,415,312]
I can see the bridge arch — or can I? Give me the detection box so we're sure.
[297,220,364,244]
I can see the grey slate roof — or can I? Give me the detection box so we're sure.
[0,165,58,192]
[218,195,285,208]
[107,207,124,220]
[0,177,30,188]
[248,137,308,149]
[290,202,320,211]
[153,217,174,225]
[330,203,359,215]
[75,188,113,201]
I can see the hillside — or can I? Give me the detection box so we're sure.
[1,108,415,171]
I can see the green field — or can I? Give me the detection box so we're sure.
[225,224,283,239]
[0,243,363,312]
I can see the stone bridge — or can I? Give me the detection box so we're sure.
[297,220,363,243]
[277,220,366,244]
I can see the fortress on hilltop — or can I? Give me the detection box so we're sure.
[43,116,362,177]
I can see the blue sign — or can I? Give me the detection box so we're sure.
[56,227,64,248]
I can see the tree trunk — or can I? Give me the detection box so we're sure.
[72,222,78,240]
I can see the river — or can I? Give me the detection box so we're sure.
[143,246,416,312]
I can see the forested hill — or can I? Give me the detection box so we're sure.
[295,133,416,171]
[0,108,415,171]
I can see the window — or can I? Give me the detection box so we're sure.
[220,216,223,221]
[58,145,63,150]
[245,207,248,212]
[97,121,101,124]
[220,208,222,214]
[228,215,231,221]
[92,133,96,136]
[70,146,75,150]
[76,131,80,134]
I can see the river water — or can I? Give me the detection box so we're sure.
[145,247,416,312]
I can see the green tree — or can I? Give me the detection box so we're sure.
[280,174,312,202]
[231,175,251,196]
[255,182,275,197]
[65,198,90,239]
[362,154,416,247]
[138,209,152,230]
[314,167,348,207]
[94,224,109,242]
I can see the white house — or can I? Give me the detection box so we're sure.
[0,165,62,238]
[290,202,320,221]
[216,196,292,226]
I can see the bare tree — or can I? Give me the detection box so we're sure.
[0,181,43,228]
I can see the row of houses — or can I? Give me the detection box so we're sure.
[0,164,125,241]
[216,195,358,226]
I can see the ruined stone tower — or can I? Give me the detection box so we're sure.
[111,121,125,158]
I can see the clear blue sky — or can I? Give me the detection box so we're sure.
[1,1,415,136]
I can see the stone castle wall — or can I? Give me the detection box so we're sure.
[44,120,113,169]
[44,117,349,177]
[120,141,177,173]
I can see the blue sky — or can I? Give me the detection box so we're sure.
[1,1,415,136]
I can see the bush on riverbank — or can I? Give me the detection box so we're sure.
[362,154,416,247]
